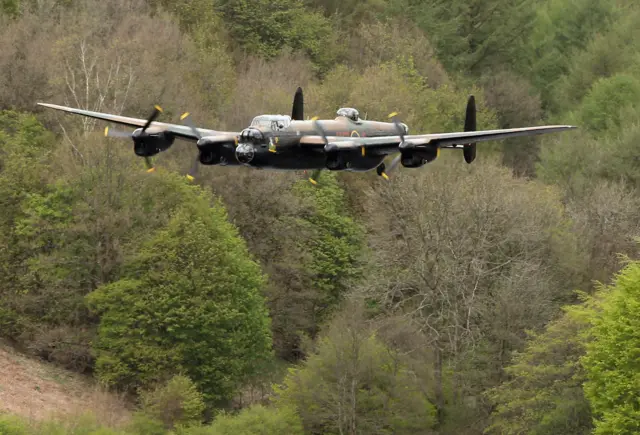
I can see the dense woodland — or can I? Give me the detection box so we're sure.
[1,0,640,433]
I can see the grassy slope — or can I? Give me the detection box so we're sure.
[0,339,131,427]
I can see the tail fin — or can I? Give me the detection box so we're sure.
[292,87,304,121]
[463,95,477,164]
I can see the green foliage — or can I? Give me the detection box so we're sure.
[86,185,273,407]
[407,0,538,75]
[190,405,304,435]
[0,0,19,17]
[537,113,640,195]
[3,0,640,433]
[577,74,640,134]
[485,293,597,434]
[582,258,640,434]
[139,375,205,430]
[0,110,55,340]
[216,0,337,71]
[551,9,640,113]
[0,414,30,435]
[292,173,365,329]
[523,0,617,109]
[125,413,167,435]
[274,301,438,434]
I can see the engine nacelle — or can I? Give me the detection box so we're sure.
[132,128,175,157]
[324,146,385,172]
[400,145,439,168]
[196,136,238,165]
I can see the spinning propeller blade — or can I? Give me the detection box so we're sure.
[308,115,328,185]
[179,112,204,182]
[375,111,407,180]
[103,105,164,173]
[104,126,132,138]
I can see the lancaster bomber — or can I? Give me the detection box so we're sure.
[37,87,576,184]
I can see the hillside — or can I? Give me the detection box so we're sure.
[2,0,640,433]
[0,340,131,426]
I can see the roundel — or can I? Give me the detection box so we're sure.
[350,130,360,137]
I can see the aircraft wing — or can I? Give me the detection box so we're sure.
[300,125,576,154]
[37,102,237,141]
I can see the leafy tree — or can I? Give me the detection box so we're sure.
[522,0,617,110]
[485,293,597,434]
[582,257,640,434]
[9,144,218,371]
[138,374,205,430]
[577,74,640,134]
[481,70,544,177]
[215,0,337,71]
[550,9,640,113]
[292,173,365,333]
[406,0,537,75]
[86,184,273,407]
[274,298,438,434]
[360,159,584,427]
[0,110,54,340]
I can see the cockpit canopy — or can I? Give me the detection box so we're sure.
[336,107,360,122]
[250,114,292,131]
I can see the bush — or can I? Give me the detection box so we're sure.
[139,375,205,430]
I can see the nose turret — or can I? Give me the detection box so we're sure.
[239,127,264,143]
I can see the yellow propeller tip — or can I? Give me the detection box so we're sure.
[146,167,156,173]
[311,116,319,121]
[186,174,195,181]
[361,147,365,156]
[104,126,109,137]
[309,178,318,185]
[382,172,389,181]
[154,105,163,113]
[388,112,399,119]
[180,112,190,120]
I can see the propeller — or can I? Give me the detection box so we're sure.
[179,112,204,181]
[463,95,477,164]
[375,111,407,180]
[308,115,328,185]
[104,105,164,172]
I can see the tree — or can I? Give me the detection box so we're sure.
[485,293,597,434]
[86,185,273,407]
[582,257,640,434]
[215,0,337,72]
[359,158,584,427]
[577,74,640,134]
[481,69,544,177]
[274,297,438,434]
[550,9,640,114]
[291,173,365,335]
[0,110,55,341]
[138,374,205,430]
[521,0,616,111]
[9,142,219,371]
[407,0,537,75]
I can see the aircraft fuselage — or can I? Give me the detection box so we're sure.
[197,115,405,172]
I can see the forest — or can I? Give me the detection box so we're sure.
[1,0,640,433]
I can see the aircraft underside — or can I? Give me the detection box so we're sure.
[198,143,386,172]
